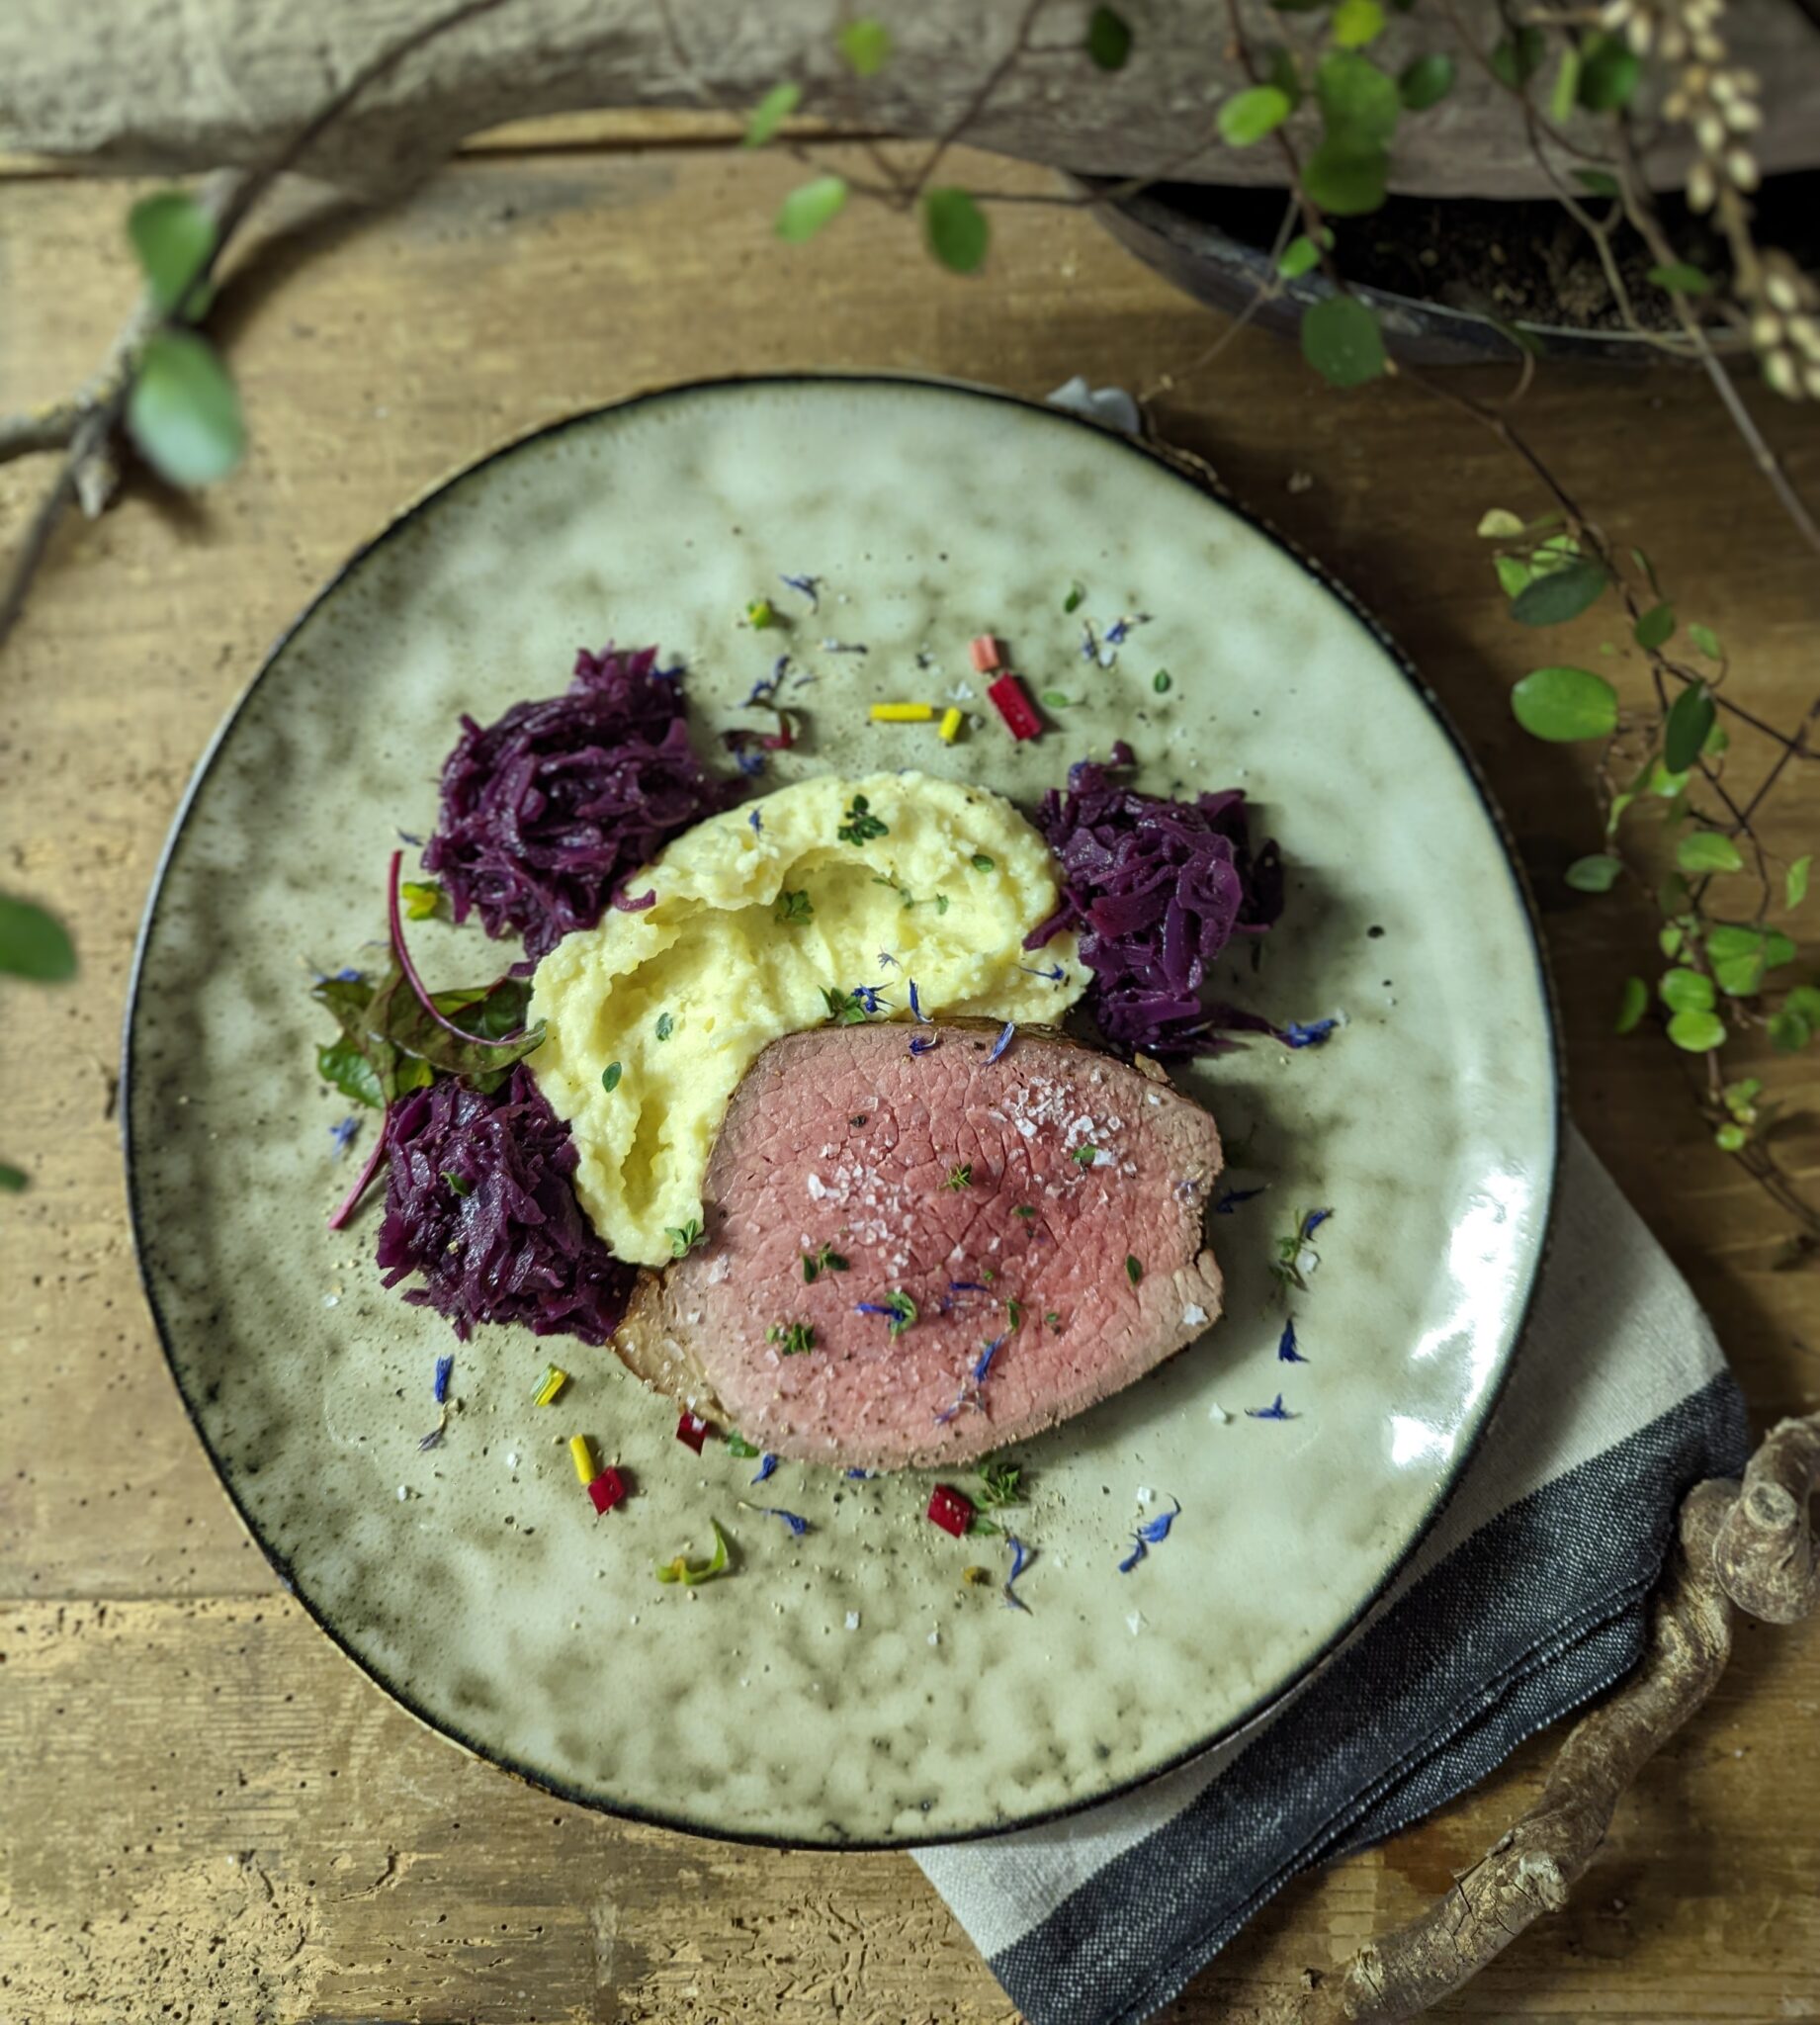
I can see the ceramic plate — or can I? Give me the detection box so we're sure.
[126,376,1558,1849]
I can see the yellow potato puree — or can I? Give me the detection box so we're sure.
[529,771,1084,1266]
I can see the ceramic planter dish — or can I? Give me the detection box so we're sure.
[126,375,1559,1848]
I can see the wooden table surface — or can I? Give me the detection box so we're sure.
[3,118,1818,2024]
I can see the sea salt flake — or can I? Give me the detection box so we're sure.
[1208,1401,1232,1424]
[1182,1303,1208,1328]
[845,1611,861,1630]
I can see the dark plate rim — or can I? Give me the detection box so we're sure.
[122,370,1564,1852]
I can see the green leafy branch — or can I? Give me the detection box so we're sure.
[0,0,516,656]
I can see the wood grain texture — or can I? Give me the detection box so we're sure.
[2,134,1817,2022]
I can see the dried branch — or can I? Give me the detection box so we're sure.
[0,402,82,465]
[1288,1412,1820,2022]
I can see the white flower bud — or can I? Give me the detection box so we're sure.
[1764,349,1799,400]
[1767,269,1800,313]
[1727,147,1760,191]
[1688,161,1715,212]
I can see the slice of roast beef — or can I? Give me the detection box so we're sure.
[611,1020,1224,1470]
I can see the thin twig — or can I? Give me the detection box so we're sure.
[0,462,78,648]
[905,0,1052,202]
[0,403,81,466]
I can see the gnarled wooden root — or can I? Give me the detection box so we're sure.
[1292,1415,1820,2023]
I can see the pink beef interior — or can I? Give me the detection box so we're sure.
[622,1022,1224,1470]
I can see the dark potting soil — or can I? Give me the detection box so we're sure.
[1160,171,1820,334]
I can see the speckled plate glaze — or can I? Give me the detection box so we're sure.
[126,376,1559,1849]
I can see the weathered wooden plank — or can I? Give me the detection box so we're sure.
[0,1600,1814,2022]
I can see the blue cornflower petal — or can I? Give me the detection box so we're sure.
[432,1354,454,1404]
[948,1280,989,1294]
[1003,1536,1033,1613]
[1135,1497,1180,1546]
[748,809,764,835]
[1280,1017,1340,1049]
[1213,1186,1266,1214]
[396,831,423,847]
[908,1035,939,1056]
[878,950,900,970]
[334,966,364,983]
[908,980,929,1022]
[1246,1393,1299,1420]
[1018,961,1066,985]
[759,1506,811,1536]
[844,1467,873,1480]
[972,1335,1007,1385]
[779,573,821,609]
[329,1115,361,1160]
[987,1019,1016,1065]
[751,1453,778,1485]
[1277,1319,1308,1364]
[1117,1539,1146,1573]
[735,749,768,777]
[1303,1207,1333,1235]
[855,1301,896,1318]
[821,639,868,654]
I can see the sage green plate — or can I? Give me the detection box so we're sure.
[126,376,1558,1849]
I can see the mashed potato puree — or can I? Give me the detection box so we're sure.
[530,772,1084,1266]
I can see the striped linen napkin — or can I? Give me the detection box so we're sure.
[913,1128,1750,2025]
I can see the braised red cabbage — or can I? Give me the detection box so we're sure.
[1026,746,1283,1055]
[377,1067,632,1343]
[422,644,732,963]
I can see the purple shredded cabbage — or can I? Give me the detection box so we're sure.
[1027,745,1283,1055]
[422,644,733,962]
[377,1067,632,1343]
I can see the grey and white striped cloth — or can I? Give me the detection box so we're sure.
[914,1129,1749,2025]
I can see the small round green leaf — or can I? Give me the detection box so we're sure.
[1278,234,1323,280]
[1218,85,1292,145]
[1299,296,1387,389]
[776,175,849,243]
[1331,0,1385,48]
[1509,558,1607,626]
[1574,168,1622,198]
[743,81,802,146]
[128,330,244,488]
[1317,50,1401,144]
[1302,139,1388,215]
[922,188,991,274]
[1565,853,1622,893]
[1659,967,1715,1014]
[1662,682,1715,774]
[1714,1121,1747,1153]
[1510,666,1619,742]
[1688,622,1723,662]
[1491,26,1545,87]
[1771,1008,1814,1052]
[1398,52,1455,110]
[0,893,76,981]
[836,18,892,76]
[1614,976,1648,1034]
[1786,853,1810,909]
[128,190,217,315]
[1477,508,1524,539]
[1676,831,1745,875]
[1667,1008,1726,1053]
[1632,603,1675,651]
[1648,261,1712,297]
[1085,6,1133,68]
[1577,34,1640,111]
